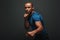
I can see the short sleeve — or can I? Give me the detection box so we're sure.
[32,14,42,21]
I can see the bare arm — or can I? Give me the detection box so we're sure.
[24,13,30,29]
[27,21,43,37]
[31,21,43,34]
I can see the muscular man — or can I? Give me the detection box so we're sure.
[24,2,49,40]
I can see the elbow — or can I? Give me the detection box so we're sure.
[41,26,44,30]
[38,26,43,31]
[41,26,44,31]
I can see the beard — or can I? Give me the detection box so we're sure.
[25,10,32,18]
[25,11,31,14]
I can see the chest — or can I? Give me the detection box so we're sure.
[28,16,34,26]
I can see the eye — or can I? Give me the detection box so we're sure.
[28,7,30,8]
[25,7,31,9]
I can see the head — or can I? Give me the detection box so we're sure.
[24,2,34,14]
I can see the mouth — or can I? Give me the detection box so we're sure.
[25,11,30,13]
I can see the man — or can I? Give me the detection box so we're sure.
[24,2,49,40]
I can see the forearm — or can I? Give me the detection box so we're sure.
[24,21,30,29]
[31,26,43,34]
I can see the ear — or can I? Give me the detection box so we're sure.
[32,7,34,10]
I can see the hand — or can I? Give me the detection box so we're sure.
[26,31,36,37]
[24,13,29,18]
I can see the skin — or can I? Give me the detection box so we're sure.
[24,2,43,38]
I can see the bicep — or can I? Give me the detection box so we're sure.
[35,21,43,28]
[33,14,42,27]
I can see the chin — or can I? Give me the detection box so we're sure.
[27,12,30,13]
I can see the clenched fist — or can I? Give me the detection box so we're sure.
[24,13,29,18]
[26,31,36,38]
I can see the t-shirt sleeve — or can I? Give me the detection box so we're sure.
[33,14,42,21]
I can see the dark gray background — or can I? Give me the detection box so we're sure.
[0,0,60,40]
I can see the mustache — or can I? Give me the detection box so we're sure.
[25,10,29,12]
[25,10,30,13]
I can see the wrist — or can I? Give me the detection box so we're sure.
[31,31,36,34]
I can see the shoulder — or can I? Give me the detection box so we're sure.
[32,11,42,19]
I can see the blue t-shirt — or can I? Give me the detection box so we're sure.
[28,11,47,35]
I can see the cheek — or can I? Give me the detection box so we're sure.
[28,8,32,11]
